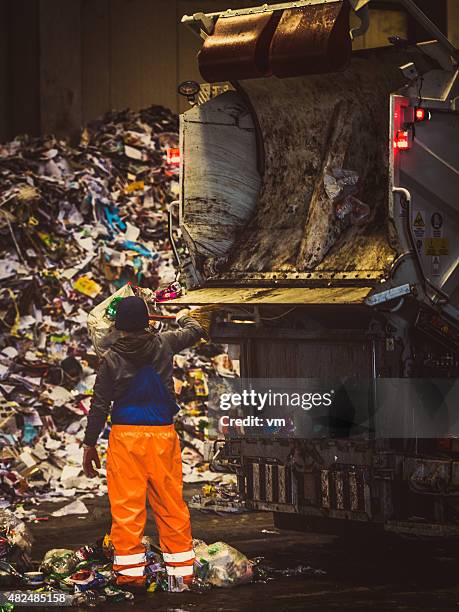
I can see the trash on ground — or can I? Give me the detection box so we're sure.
[194,540,253,588]
[252,557,327,583]
[51,500,89,517]
[189,479,249,514]
[0,510,33,570]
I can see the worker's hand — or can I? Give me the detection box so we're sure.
[175,308,190,323]
[83,446,101,478]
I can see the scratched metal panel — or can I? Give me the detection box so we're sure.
[320,470,330,508]
[349,471,359,511]
[181,91,261,271]
[252,339,372,378]
[265,463,274,502]
[334,471,345,510]
[252,462,261,500]
[169,285,372,305]
[278,465,287,503]
[400,111,459,304]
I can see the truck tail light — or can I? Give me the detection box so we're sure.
[394,130,410,150]
[415,107,431,122]
[415,108,425,121]
[402,106,431,125]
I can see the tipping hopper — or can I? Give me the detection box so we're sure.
[175,1,459,314]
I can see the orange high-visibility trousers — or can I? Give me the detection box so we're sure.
[106,424,194,586]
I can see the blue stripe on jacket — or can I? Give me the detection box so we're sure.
[111,364,179,426]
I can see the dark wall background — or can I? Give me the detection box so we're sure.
[0,0,456,142]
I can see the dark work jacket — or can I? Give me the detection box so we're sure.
[83,316,204,446]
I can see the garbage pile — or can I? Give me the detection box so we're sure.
[189,480,247,514]
[0,523,254,603]
[0,513,327,605]
[0,106,239,517]
[0,532,136,605]
[0,510,32,571]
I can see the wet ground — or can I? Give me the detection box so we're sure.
[12,485,459,610]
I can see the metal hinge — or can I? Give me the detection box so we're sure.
[365,283,414,306]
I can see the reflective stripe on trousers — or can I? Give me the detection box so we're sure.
[107,424,194,583]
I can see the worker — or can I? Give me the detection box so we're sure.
[82,296,212,591]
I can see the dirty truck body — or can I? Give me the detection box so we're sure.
[176,1,459,535]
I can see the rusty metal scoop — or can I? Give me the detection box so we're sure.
[198,0,352,83]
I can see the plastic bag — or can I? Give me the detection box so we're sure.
[324,168,370,226]
[0,509,33,565]
[324,168,359,200]
[349,196,371,225]
[40,549,78,576]
[87,284,134,357]
[194,540,253,588]
[335,195,371,224]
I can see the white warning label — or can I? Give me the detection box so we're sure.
[431,256,441,277]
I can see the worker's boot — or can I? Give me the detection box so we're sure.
[116,574,147,592]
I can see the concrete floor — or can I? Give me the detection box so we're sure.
[15,486,459,611]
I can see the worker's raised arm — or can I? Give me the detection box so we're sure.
[160,306,217,354]
[160,311,205,354]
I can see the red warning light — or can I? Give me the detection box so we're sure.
[394,130,410,150]
[415,107,431,122]
[415,108,426,121]
[416,108,426,121]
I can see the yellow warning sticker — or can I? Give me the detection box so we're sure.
[413,211,425,227]
[425,238,449,256]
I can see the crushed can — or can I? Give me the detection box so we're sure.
[167,575,190,593]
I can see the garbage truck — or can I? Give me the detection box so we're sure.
[170,0,459,536]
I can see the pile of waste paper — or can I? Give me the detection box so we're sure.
[0,105,239,519]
